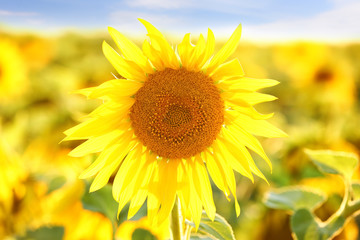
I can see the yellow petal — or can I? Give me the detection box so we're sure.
[126,157,156,218]
[226,124,272,171]
[147,191,160,224]
[72,87,97,98]
[210,59,244,81]
[227,92,278,106]
[139,19,179,69]
[79,143,118,179]
[112,144,143,201]
[219,77,279,92]
[69,130,122,157]
[87,101,132,120]
[204,150,230,200]
[236,145,269,184]
[147,160,161,224]
[108,27,153,73]
[147,33,179,69]
[225,107,273,121]
[221,91,251,108]
[156,160,178,224]
[221,134,268,183]
[206,24,242,74]
[177,33,194,68]
[138,18,166,42]
[116,149,157,220]
[193,155,216,221]
[90,157,122,192]
[63,111,131,141]
[103,41,146,81]
[188,34,206,70]
[217,138,253,182]
[128,189,148,219]
[187,173,202,229]
[142,40,164,71]
[89,133,135,192]
[176,160,190,215]
[212,140,240,216]
[232,113,287,138]
[88,79,142,99]
[199,28,215,68]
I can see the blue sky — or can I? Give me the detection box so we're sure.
[1,0,360,41]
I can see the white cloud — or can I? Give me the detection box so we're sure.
[242,1,360,42]
[107,1,360,42]
[124,0,192,9]
[107,10,243,43]
[0,10,38,17]
[123,0,266,14]
[108,11,190,36]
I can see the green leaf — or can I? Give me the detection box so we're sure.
[47,176,67,194]
[290,209,319,240]
[322,215,346,239]
[81,182,118,225]
[305,149,358,180]
[264,186,326,212]
[186,211,235,240]
[290,208,345,240]
[190,235,215,240]
[351,182,360,200]
[131,228,157,240]
[17,226,64,240]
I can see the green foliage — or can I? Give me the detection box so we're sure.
[82,183,118,222]
[186,211,236,240]
[305,149,358,181]
[131,228,157,240]
[81,182,118,233]
[17,226,64,240]
[265,149,360,240]
[46,175,67,194]
[190,235,214,240]
[351,182,360,200]
[264,187,326,212]
[290,208,345,240]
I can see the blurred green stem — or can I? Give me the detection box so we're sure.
[338,178,351,215]
[343,200,360,218]
[171,197,183,240]
[329,177,360,222]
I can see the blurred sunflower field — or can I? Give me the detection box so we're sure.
[1,26,360,240]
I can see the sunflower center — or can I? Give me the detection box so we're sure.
[315,69,333,83]
[130,68,224,159]
[163,104,192,127]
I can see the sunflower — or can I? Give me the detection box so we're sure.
[0,38,27,102]
[0,140,28,237]
[115,217,170,240]
[274,42,356,111]
[64,19,286,227]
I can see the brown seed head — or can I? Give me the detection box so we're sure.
[130,68,224,159]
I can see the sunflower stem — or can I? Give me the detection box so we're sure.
[171,197,183,240]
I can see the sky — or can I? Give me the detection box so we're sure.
[1,0,360,42]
